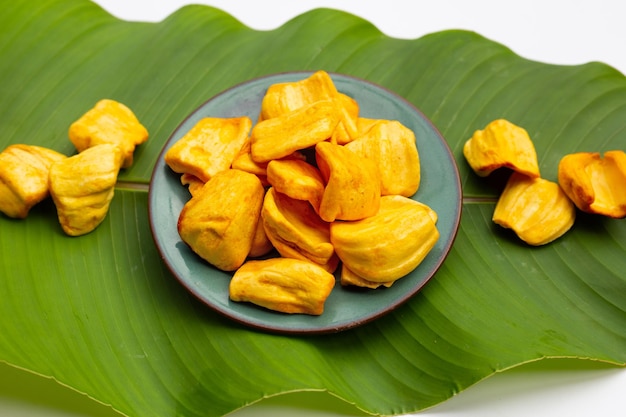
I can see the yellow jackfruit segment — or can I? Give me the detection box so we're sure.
[493,172,576,246]
[261,187,336,271]
[165,116,252,183]
[49,144,123,236]
[315,141,381,222]
[250,99,341,163]
[232,139,307,188]
[249,214,274,258]
[346,119,420,197]
[69,99,148,168]
[260,70,340,120]
[180,173,204,197]
[231,139,268,176]
[329,93,360,145]
[266,159,325,212]
[558,150,626,219]
[330,195,439,283]
[356,117,381,136]
[229,258,336,315]
[260,70,360,146]
[178,169,265,272]
[463,119,540,178]
[340,264,395,289]
[0,144,66,218]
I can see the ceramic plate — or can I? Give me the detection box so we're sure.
[149,71,462,334]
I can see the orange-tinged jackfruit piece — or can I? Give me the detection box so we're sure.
[165,117,252,183]
[248,213,274,258]
[260,70,339,120]
[330,93,360,145]
[231,138,307,187]
[49,144,123,236]
[557,150,626,219]
[266,159,325,212]
[68,99,148,168]
[463,119,540,178]
[229,258,336,315]
[315,141,381,222]
[493,172,576,245]
[346,119,420,197]
[340,264,395,289]
[180,173,204,197]
[250,99,341,163]
[356,118,380,136]
[261,187,336,271]
[177,169,265,271]
[259,71,359,145]
[0,144,66,218]
[231,138,268,175]
[330,195,439,283]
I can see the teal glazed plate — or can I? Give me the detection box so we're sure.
[149,72,462,334]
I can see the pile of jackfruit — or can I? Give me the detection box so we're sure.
[164,71,440,315]
[464,118,626,246]
[0,99,148,236]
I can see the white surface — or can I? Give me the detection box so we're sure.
[2,1,625,416]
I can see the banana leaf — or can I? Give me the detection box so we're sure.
[0,1,624,416]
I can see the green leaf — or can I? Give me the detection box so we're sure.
[1,1,624,417]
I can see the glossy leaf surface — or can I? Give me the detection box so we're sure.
[1,1,624,416]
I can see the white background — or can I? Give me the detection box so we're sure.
[2,1,625,416]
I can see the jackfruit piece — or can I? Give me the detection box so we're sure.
[266,159,325,212]
[315,141,381,222]
[463,119,540,178]
[261,187,336,271]
[49,144,123,236]
[330,195,439,283]
[558,150,626,219]
[493,172,576,245]
[177,169,265,271]
[346,119,420,197]
[0,144,66,218]
[165,116,252,183]
[69,99,148,168]
[340,264,395,289]
[248,213,274,258]
[180,173,204,197]
[260,70,339,120]
[229,258,336,315]
[250,99,340,163]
